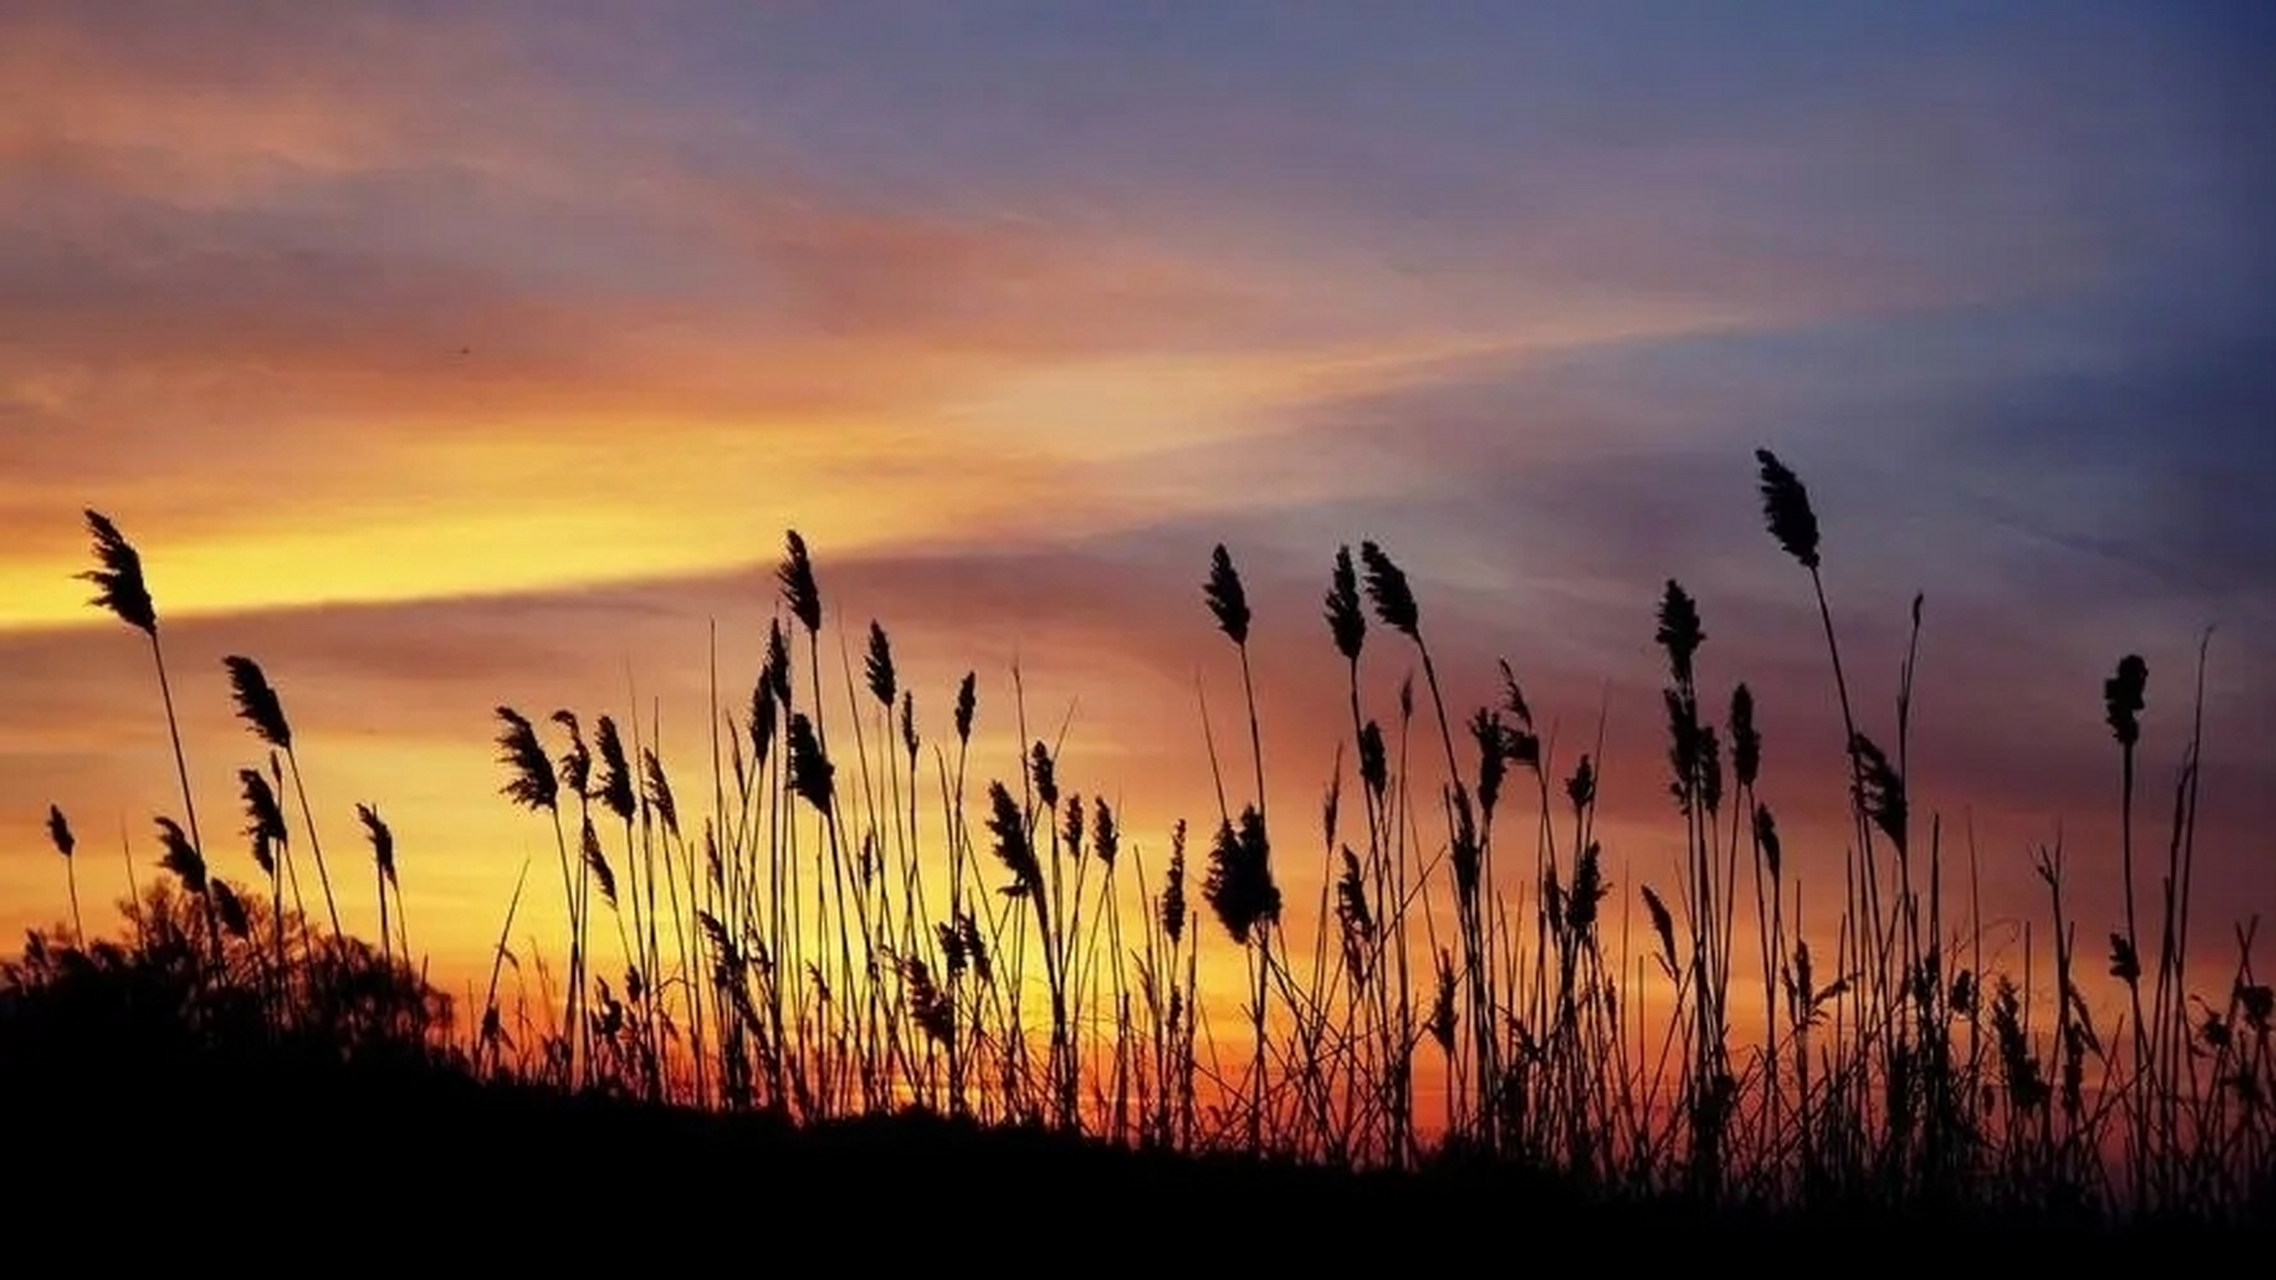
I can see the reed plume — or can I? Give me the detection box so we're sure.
[865,622,897,709]
[553,711,593,796]
[1754,449,1821,571]
[357,803,399,962]
[594,716,637,822]
[1205,809,1280,947]
[1325,545,1367,663]
[550,709,596,1073]
[581,818,618,910]
[642,749,680,839]
[225,655,342,940]
[780,531,822,636]
[82,511,205,886]
[496,706,579,1083]
[240,771,287,851]
[156,816,206,896]
[211,880,251,941]
[44,805,73,860]
[496,709,561,814]
[224,656,292,750]
[48,805,82,946]
[1729,684,1759,791]
[1091,797,1118,870]
[238,768,293,987]
[986,781,1042,900]
[955,673,977,745]
[1205,544,1252,646]
[80,510,156,635]
[2104,652,2151,1162]
[1656,581,1705,690]
[1160,828,1187,946]
[1206,803,1279,1150]
[1751,451,1855,767]
[1753,449,1875,1134]
[787,714,835,814]
[1849,733,1907,854]
[358,803,396,889]
[154,814,224,966]
[1357,541,1418,639]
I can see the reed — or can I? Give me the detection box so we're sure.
[12,448,2269,1229]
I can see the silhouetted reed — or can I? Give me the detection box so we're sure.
[14,449,2269,1231]
[47,806,80,946]
[82,511,205,886]
[224,655,342,941]
[495,706,583,1085]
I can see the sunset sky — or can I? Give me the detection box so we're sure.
[3,2,2272,1026]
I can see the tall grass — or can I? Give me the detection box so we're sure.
[15,453,2271,1223]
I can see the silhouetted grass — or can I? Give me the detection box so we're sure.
[9,454,2273,1250]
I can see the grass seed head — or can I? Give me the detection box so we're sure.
[986,780,1042,900]
[223,655,293,751]
[1850,732,1907,853]
[1204,804,1279,946]
[592,715,637,822]
[1204,544,1251,647]
[1091,797,1119,869]
[1428,950,1457,1053]
[357,802,396,886]
[1062,792,1086,860]
[1566,754,1595,812]
[749,673,779,770]
[1640,884,1677,977]
[212,879,251,939]
[787,714,835,815]
[1753,803,1782,881]
[156,817,206,896]
[1655,580,1705,689]
[763,617,793,702]
[79,509,157,635]
[779,530,823,635]
[580,817,618,910]
[1161,820,1188,945]
[1729,683,1760,790]
[1029,741,1058,813]
[955,671,977,745]
[494,707,559,813]
[642,749,679,839]
[550,710,591,796]
[1357,720,1388,800]
[1358,541,1420,638]
[1325,545,1366,661]
[1498,658,1533,730]
[238,768,288,848]
[1469,708,1508,821]
[1568,841,1604,935]
[1334,846,1374,975]
[865,621,897,709]
[2104,654,2148,748]
[1754,448,1822,571]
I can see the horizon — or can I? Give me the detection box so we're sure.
[4,2,2273,1037]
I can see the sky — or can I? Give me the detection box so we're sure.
[3,1,2273,1036]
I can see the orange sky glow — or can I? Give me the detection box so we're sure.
[4,3,2273,1089]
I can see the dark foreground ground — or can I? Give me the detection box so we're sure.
[3,1043,2263,1270]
